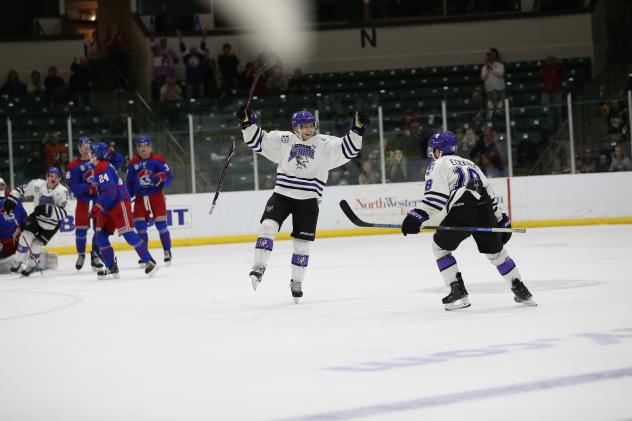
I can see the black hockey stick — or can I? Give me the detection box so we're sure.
[208,61,274,215]
[339,200,526,233]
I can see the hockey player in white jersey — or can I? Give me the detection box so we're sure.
[238,107,369,303]
[400,131,535,310]
[4,167,70,276]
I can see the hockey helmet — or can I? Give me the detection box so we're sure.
[90,142,109,160]
[77,136,93,148]
[291,111,316,128]
[135,135,153,146]
[46,166,62,179]
[427,131,458,158]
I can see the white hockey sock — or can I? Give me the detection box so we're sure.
[252,219,279,271]
[486,248,521,286]
[291,238,311,283]
[432,241,459,286]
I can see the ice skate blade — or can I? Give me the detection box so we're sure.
[250,275,260,291]
[515,297,538,306]
[444,297,471,311]
[146,266,159,278]
[97,273,120,280]
[293,297,300,304]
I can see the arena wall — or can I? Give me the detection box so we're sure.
[44,171,632,254]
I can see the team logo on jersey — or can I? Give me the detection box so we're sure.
[281,135,289,144]
[288,144,315,170]
[82,169,95,184]
[134,164,140,171]
[138,169,153,187]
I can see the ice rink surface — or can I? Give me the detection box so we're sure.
[1,224,631,420]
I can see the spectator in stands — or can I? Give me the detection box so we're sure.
[470,88,484,114]
[602,99,629,142]
[577,147,596,173]
[69,56,94,104]
[177,29,207,99]
[244,59,267,97]
[458,127,477,157]
[480,153,501,178]
[27,71,44,95]
[58,151,69,174]
[609,145,632,172]
[386,149,408,182]
[202,51,226,98]
[595,153,611,172]
[85,31,99,60]
[539,56,565,127]
[43,133,69,168]
[0,70,27,98]
[358,160,378,184]
[266,68,288,93]
[288,69,309,92]
[472,127,504,174]
[106,26,128,90]
[160,76,183,102]
[44,66,69,103]
[486,89,504,121]
[328,168,348,186]
[217,43,239,90]
[151,35,179,101]
[480,47,505,105]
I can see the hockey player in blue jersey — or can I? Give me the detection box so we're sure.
[90,142,158,279]
[126,136,173,265]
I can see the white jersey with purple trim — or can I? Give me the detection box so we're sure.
[12,179,69,230]
[420,154,503,220]
[241,124,362,200]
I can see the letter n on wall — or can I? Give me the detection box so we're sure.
[361,28,377,48]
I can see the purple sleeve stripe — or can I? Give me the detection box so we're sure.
[341,144,356,160]
[425,196,447,206]
[341,136,359,157]
[425,190,450,199]
[276,176,324,191]
[246,127,261,145]
[343,134,360,153]
[421,199,443,211]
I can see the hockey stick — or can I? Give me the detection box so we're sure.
[339,200,526,233]
[208,61,274,215]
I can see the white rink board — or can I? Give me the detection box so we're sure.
[43,171,632,248]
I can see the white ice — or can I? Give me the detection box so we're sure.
[1,225,632,421]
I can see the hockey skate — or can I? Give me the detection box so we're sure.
[97,261,120,280]
[511,279,537,306]
[76,254,86,270]
[290,280,303,304]
[249,266,265,291]
[21,262,37,277]
[145,259,159,277]
[442,273,471,311]
[164,250,172,266]
[90,251,104,272]
[10,261,22,273]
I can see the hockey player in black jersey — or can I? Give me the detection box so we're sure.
[238,107,369,303]
[401,131,535,310]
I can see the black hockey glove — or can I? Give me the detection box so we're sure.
[350,112,370,136]
[236,106,257,129]
[4,195,18,213]
[401,209,429,236]
[34,204,49,217]
[498,213,512,244]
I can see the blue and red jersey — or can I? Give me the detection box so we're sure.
[93,160,131,213]
[0,189,27,230]
[126,154,172,197]
[66,158,96,202]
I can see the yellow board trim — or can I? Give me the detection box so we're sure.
[46,216,632,255]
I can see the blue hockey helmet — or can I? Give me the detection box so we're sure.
[427,131,458,158]
[90,142,109,160]
[77,136,93,148]
[135,135,153,146]
[46,166,62,178]
[291,111,316,128]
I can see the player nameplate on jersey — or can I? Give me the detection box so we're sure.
[281,134,289,143]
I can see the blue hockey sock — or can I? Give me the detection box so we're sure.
[123,231,152,263]
[76,228,87,255]
[155,220,171,251]
[95,231,114,268]
[134,220,149,245]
